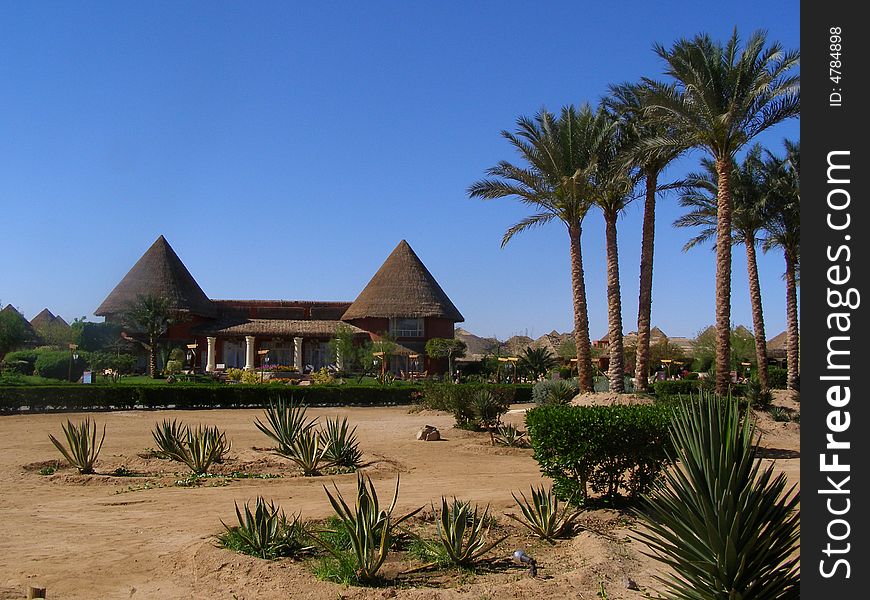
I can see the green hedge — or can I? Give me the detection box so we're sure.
[525,404,672,504]
[0,384,424,413]
[1,350,40,375]
[651,380,702,397]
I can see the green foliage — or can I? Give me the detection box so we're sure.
[517,347,558,380]
[277,428,333,476]
[0,383,425,414]
[219,496,308,559]
[634,393,799,599]
[652,380,701,397]
[255,397,317,454]
[691,326,757,373]
[425,337,467,376]
[421,383,513,430]
[556,337,577,361]
[532,378,578,405]
[35,350,87,381]
[493,423,527,447]
[314,474,421,584]
[767,366,788,389]
[122,293,173,378]
[319,416,363,468]
[48,418,106,474]
[151,420,224,475]
[87,351,136,375]
[1,350,39,375]
[433,497,506,567]
[310,367,335,385]
[506,485,582,543]
[165,360,184,375]
[525,404,672,503]
[745,378,773,410]
[0,310,28,358]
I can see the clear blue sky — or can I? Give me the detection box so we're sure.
[0,0,799,341]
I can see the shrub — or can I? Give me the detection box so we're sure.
[745,378,773,410]
[525,404,672,503]
[35,350,87,381]
[255,397,316,454]
[433,497,506,567]
[1,350,39,375]
[226,368,244,382]
[506,485,582,543]
[767,366,788,389]
[532,379,578,405]
[651,380,701,397]
[49,418,106,474]
[311,367,335,385]
[240,370,260,384]
[277,428,333,476]
[421,383,513,430]
[493,424,527,447]
[634,393,799,598]
[219,496,307,559]
[152,420,224,475]
[319,416,363,468]
[314,474,421,584]
[165,360,184,375]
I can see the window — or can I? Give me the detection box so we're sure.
[390,318,424,338]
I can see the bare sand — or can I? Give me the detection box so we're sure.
[0,394,799,599]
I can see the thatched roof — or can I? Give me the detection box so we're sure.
[30,309,70,330]
[342,240,464,322]
[95,236,216,318]
[192,319,364,338]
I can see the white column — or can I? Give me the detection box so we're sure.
[336,345,344,371]
[293,337,303,371]
[206,337,217,372]
[244,336,256,371]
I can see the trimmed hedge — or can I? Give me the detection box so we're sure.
[525,404,672,504]
[0,384,425,413]
[652,379,747,399]
[1,350,40,375]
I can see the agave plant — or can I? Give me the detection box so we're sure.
[255,397,317,453]
[319,416,363,468]
[277,428,334,476]
[506,485,581,543]
[315,474,421,583]
[153,421,222,475]
[151,418,185,458]
[634,392,800,598]
[207,425,233,463]
[220,496,307,559]
[434,497,506,567]
[48,418,106,474]
[493,423,527,447]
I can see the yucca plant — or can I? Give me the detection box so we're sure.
[506,484,581,543]
[493,423,527,447]
[277,428,334,476]
[220,496,307,559]
[319,416,363,468]
[155,422,222,475]
[434,497,506,567]
[634,392,800,599]
[151,418,185,459]
[314,474,421,583]
[207,425,233,463]
[48,418,106,474]
[255,397,317,454]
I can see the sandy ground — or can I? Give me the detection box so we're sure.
[0,394,799,600]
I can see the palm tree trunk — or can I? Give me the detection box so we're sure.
[634,171,657,392]
[744,235,769,390]
[604,213,625,393]
[568,223,595,392]
[784,252,800,391]
[714,158,733,395]
[148,336,158,378]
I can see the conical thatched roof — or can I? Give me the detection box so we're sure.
[95,236,216,317]
[342,240,464,322]
[29,308,56,330]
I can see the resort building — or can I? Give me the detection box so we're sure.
[94,236,464,374]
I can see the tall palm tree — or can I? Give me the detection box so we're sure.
[123,294,172,378]
[761,140,800,391]
[643,30,799,394]
[591,116,638,393]
[604,82,686,392]
[468,105,614,392]
[675,145,771,390]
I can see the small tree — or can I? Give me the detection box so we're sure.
[122,294,172,378]
[425,338,467,379]
[0,310,27,361]
[518,347,558,380]
[328,323,360,373]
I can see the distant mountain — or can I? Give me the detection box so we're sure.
[454,328,501,358]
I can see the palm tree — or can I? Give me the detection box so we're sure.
[123,294,172,378]
[675,146,771,390]
[469,105,615,393]
[643,30,799,394]
[604,82,686,393]
[590,116,639,393]
[518,346,558,381]
[761,140,800,391]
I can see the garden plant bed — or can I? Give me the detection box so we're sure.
[0,396,799,599]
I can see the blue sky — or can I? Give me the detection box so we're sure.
[0,1,799,341]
